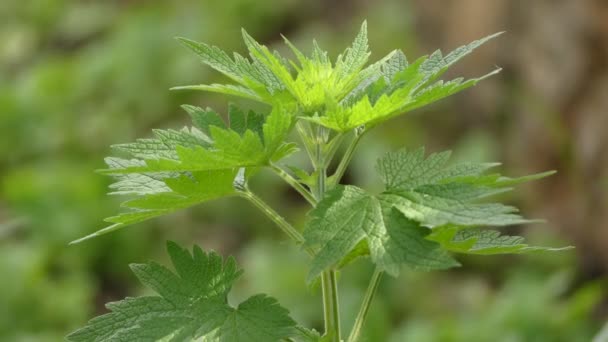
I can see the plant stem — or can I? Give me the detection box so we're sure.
[347,268,383,342]
[240,190,315,255]
[313,136,342,342]
[332,127,365,186]
[270,163,317,206]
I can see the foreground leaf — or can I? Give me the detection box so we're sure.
[303,147,562,279]
[303,185,459,280]
[67,242,297,342]
[376,147,545,227]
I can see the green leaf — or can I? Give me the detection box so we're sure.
[303,147,559,278]
[71,170,237,244]
[335,21,370,80]
[67,242,297,342]
[307,33,502,132]
[241,29,295,95]
[376,147,541,227]
[172,83,264,102]
[99,106,294,175]
[176,37,246,83]
[427,226,573,255]
[303,185,459,280]
[104,158,171,196]
[182,105,226,135]
[73,104,297,243]
[112,126,212,160]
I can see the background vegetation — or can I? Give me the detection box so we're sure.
[1,0,607,340]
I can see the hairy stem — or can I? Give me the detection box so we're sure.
[347,268,383,342]
[240,190,315,255]
[270,163,317,206]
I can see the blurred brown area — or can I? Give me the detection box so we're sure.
[409,0,608,276]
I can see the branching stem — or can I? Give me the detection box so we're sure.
[332,127,366,186]
[270,163,317,206]
[239,190,316,254]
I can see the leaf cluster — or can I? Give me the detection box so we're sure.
[70,22,569,341]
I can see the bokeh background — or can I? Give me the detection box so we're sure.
[1,0,607,341]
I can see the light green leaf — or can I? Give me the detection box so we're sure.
[308,33,502,132]
[67,242,297,342]
[172,83,264,102]
[335,21,370,79]
[241,29,295,95]
[99,106,294,175]
[74,104,297,243]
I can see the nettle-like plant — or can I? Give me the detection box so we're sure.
[68,22,569,341]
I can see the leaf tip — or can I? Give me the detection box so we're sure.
[69,223,124,245]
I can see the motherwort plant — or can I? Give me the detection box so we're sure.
[68,22,568,342]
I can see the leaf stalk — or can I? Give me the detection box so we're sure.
[270,163,317,206]
[347,268,383,342]
[331,126,366,187]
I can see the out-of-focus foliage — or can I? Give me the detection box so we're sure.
[1,0,605,341]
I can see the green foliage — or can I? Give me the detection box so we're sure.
[303,185,459,280]
[67,242,298,341]
[68,21,570,342]
[72,104,297,244]
[303,148,564,280]
[173,23,501,132]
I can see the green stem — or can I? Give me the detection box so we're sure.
[270,163,316,206]
[313,139,341,342]
[347,268,383,342]
[240,190,316,256]
[332,127,365,186]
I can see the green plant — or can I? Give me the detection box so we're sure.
[68,22,569,341]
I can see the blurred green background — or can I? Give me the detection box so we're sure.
[1,0,607,341]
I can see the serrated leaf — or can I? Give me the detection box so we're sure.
[227,103,247,135]
[74,103,298,243]
[303,147,559,278]
[376,147,545,228]
[427,226,573,255]
[241,29,294,95]
[99,106,294,175]
[303,185,459,280]
[71,170,238,244]
[176,37,245,83]
[335,21,370,79]
[308,33,501,132]
[67,242,297,342]
[182,105,226,135]
[104,158,171,196]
